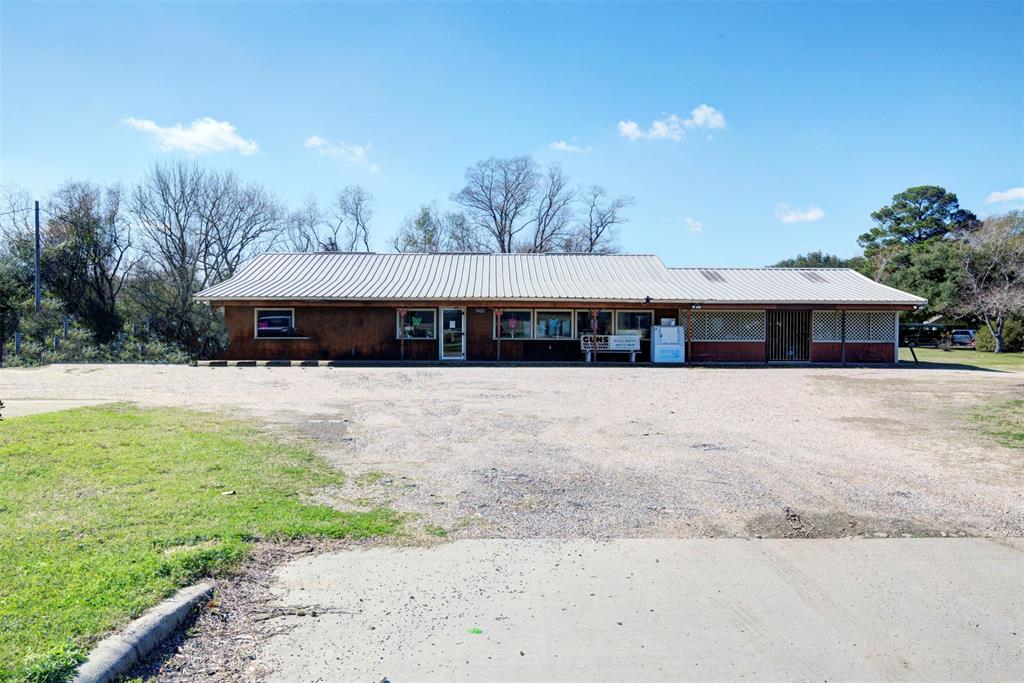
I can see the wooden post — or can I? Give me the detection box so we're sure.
[494,307,503,362]
[590,308,599,363]
[397,307,407,361]
[685,307,692,365]
[840,309,847,366]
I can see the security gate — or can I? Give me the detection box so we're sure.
[766,310,811,362]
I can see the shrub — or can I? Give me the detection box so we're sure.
[1,318,191,367]
[975,318,1023,353]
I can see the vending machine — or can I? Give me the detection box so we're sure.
[651,324,685,363]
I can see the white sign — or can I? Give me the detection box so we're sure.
[580,334,640,352]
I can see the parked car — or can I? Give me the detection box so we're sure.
[256,315,295,337]
[950,329,976,348]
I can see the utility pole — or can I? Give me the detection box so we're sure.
[34,200,41,313]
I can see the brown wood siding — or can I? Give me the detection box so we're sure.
[810,342,894,364]
[689,341,766,363]
[224,305,436,361]
[220,303,893,363]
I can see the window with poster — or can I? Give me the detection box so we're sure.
[495,310,532,339]
[534,310,573,339]
[397,308,437,339]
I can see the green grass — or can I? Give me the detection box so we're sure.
[424,524,448,538]
[355,470,392,486]
[899,347,1024,371]
[0,406,401,682]
[971,400,1024,448]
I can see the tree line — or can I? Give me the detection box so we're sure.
[771,186,1024,353]
[0,156,634,361]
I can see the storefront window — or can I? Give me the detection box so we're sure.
[255,309,295,338]
[616,311,653,338]
[575,310,612,336]
[497,310,532,339]
[535,311,573,339]
[398,309,436,339]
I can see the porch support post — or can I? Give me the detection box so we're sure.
[840,309,846,367]
[685,307,692,365]
[493,307,503,362]
[397,307,407,361]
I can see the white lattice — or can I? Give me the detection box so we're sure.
[869,312,896,341]
[812,310,842,342]
[691,310,765,341]
[844,311,896,342]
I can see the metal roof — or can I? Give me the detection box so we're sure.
[194,252,926,306]
[665,267,927,305]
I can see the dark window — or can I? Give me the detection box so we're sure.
[576,310,612,336]
[256,309,294,338]
[616,311,652,338]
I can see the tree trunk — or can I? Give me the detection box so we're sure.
[994,315,1005,354]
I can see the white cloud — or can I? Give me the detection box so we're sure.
[618,104,726,142]
[123,116,258,155]
[549,140,586,153]
[685,217,703,234]
[775,203,825,223]
[986,187,1024,203]
[305,135,378,170]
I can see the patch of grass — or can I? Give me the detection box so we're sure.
[424,524,448,538]
[355,470,393,486]
[971,400,1024,448]
[0,405,401,682]
[900,347,1024,372]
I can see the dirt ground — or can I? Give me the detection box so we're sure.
[5,363,1023,682]
[2,363,1022,539]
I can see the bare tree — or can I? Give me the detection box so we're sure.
[335,186,373,251]
[528,164,577,253]
[392,203,482,253]
[452,156,538,252]
[956,211,1024,353]
[0,185,34,244]
[285,196,340,252]
[199,171,285,281]
[566,186,635,253]
[129,160,213,352]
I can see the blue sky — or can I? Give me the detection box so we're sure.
[2,1,1022,266]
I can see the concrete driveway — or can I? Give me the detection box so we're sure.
[261,538,1024,681]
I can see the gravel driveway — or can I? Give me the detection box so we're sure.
[3,363,1022,538]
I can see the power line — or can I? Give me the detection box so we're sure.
[0,207,33,219]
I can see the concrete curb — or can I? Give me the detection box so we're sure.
[73,580,215,683]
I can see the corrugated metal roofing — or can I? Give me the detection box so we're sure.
[665,267,927,305]
[194,252,926,306]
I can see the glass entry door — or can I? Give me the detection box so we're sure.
[440,308,465,360]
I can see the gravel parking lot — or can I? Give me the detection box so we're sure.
[3,363,1021,539]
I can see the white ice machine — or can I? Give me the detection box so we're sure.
[651,325,685,363]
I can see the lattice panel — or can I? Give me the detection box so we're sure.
[691,310,765,341]
[812,311,842,342]
[844,312,896,342]
[869,312,896,341]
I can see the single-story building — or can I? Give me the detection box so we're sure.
[194,252,926,364]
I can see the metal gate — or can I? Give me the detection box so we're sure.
[766,310,811,362]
